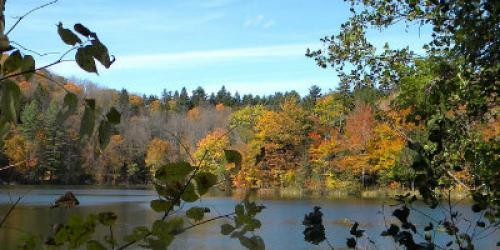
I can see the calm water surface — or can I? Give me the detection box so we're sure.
[0,187,498,250]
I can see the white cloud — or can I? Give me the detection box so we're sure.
[47,43,316,75]
[98,43,314,70]
[244,14,275,29]
[263,20,275,29]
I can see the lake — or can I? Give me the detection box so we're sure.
[0,187,497,249]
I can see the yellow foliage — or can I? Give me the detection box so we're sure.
[3,131,36,171]
[367,123,405,173]
[150,100,161,113]
[145,138,170,172]
[194,128,230,175]
[129,95,143,106]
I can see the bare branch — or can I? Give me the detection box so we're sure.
[0,196,22,228]
[179,212,235,233]
[5,0,58,36]
[10,40,59,57]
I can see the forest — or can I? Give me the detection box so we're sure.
[1,70,483,193]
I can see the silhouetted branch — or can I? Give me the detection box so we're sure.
[5,0,58,36]
[0,196,22,228]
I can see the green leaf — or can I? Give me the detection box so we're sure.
[21,55,35,80]
[98,119,112,148]
[0,80,21,124]
[225,149,242,167]
[97,212,117,226]
[57,22,82,46]
[86,240,106,250]
[155,162,194,183]
[0,119,10,145]
[76,46,97,73]
[235,204,244,217]
[150,199,172,212]
[58,92,78,122]
[79,104,95,141]
[151,218,183,246]
[74,23,92,37]
[3,50,22,75]
[194,172,217,195]
[106,107,121,124]
[238,235,265,250]
[186,207,206,222]
[90,39,114,68]
[124,226,150,242]
[181,183,199,202]
[221,224,235,235]
[0,34,11,52]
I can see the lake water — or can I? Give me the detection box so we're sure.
[0,187,498,250]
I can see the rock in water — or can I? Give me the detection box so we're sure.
[50,191,80,208]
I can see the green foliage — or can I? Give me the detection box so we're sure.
[155,162,194,183]
[0,80,20,124]
[150,199,173,213]
[79,100,95,141]
[219,199,266,249]
[193,172,217,195]
[186,207,209,222]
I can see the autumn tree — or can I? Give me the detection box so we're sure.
[194,128,230,189]
[145,138,170,178]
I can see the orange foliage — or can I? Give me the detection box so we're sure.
[187,107,201,120]
[64,82,83,94]
[17,81,31,91]
[215,103,225,111]
[129,95,143,106]
[344,103,375,151]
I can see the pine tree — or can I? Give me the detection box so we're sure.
[191,86,207,106]
[178,87,191,110]
[41,101,66,182]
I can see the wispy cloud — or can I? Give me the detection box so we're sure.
[109,44,314,70]
[48,43,315,75]
[244,14,275,29]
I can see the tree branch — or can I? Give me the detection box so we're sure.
[5,0,58,36]
[0,196,22,228]
[179,212,235,233]
[10,40,59,57]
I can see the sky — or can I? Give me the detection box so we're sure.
[7,0,432,96]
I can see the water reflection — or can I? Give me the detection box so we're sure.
[0,188,497,249]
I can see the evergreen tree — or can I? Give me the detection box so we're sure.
[191,86,207,106]
[178,87,191,110]
[216,85,232,105]
[233,91,241,106]
[118,88,130,112]
[208,92,216,105]
[41,101,65,182]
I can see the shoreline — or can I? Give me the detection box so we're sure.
[0,184,470,201]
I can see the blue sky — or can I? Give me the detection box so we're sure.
[7,0,432,96]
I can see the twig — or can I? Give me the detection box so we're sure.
[179,212,235,232]
[10,41,59,57]
[5,0,58,36]
[0,196,22,228]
